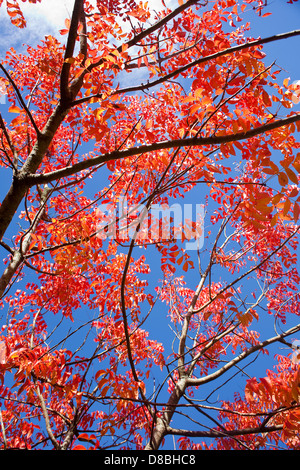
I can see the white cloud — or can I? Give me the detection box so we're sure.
[0,0,74,55]
[21,0,75,30]
[0,0,167,55]
[0,0,168,90]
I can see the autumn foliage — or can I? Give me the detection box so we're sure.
[0,0,300,450]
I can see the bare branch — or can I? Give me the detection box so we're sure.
[187,323,300,386]
[0,64,40,137]
[24,112,300,187]
[60,0,85,103]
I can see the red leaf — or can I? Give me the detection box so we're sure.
[293,202,300,221]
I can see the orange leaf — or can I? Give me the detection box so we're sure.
[64,57,76,64]
[262,89,272,107]
[177,256,184,265]
[272,193,282,205]
[289,187,299,197]
[283,198,291,216]
[278,172,288,186]
[190,103,202,114]
[260,377,273,397]
[293,202,300,222]
[9,105,22,113]
[78,433,96,442]
[182,261,189,272]
[252,50,266,59]
[270,213,278,227]
[95,369,107,381]
[285,167,299,185]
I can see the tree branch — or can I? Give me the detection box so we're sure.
[0,185,53,298]
[0,64,40,137]
[187,323,300,386]
[166,423,283,439]
[33,380,60,450]
[24,112,300,187]
[70,29,300,106]
[60,0,85,103]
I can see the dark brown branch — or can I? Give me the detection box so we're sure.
[66,0,208,101]
[70,28,300,107]
[166,423,283,439]
[0,113,18,173]
[60,0,85,103]
[24,112,300,186]
[0,64,40,136]
[125,0,207,50]
[114,29,300,96]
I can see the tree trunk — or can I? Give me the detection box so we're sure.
[144,377,187,450]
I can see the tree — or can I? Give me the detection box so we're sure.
[0,0,300,451]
